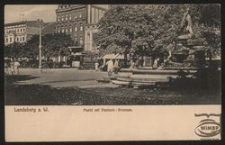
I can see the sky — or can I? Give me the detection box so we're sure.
[4,5,109,24]
[5,5,59,24]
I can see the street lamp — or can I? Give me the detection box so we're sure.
[37,19,43,73]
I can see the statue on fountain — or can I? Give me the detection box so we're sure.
[158,8,197,69]
[178,7,194,39]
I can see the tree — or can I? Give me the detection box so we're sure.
[94,4,221,66]
[7,33,74,60]
[4,42,25,59]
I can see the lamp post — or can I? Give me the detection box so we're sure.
[37,19,43,73]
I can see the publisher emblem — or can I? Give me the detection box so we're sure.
[194,113,221,138]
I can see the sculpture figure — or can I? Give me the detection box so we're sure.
[179,7,194,39]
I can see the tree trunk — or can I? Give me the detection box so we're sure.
[124,47,127,68]
[141,54,144,67]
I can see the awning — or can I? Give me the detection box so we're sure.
[102,53,125,59]
[102,54,117,59]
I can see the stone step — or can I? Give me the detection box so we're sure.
[111,79,169,88]
[96,79,111,83]
[97,76,117,83]
[117,77,169,83]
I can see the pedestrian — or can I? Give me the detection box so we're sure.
[4,61,9,75]
[95,61,99,71]
[114,59,119,69]
[10,61,14,75]
[129,61,135,69]
[114,59,119,74]
[153,58,160,69]
[14,60,20,75]
[106,59,114,76]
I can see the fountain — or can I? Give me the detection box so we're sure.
[111,8,208,88]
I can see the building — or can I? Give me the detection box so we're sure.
[4,20,45,45]
[55,4,109,53]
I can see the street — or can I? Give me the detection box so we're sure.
[14,68,117,88]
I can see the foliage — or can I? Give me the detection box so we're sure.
[4,33,74,59]
[4,43,25,59]
[94,4,221,58]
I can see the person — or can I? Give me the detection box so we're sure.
[153,58,160,69]
[95,61,99,71]
[14,60,20,75]
[10,60,14,75]
[129,61,135,69]
[114,59,119,68]
[4,61,9,75]
[114,59,119,74]
[106,59,114,76]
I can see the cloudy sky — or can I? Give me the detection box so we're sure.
[4,5,59,24]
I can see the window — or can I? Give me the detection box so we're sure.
[20,29,22,32]
[65,28,68,33]
[61,26,64,33]
[74,37,78,44]
[70,26,72,32]
[79,13,82,18]
[74,26,77,32]
[10,37,12,42]
[57,16,60,22]
[65,15,68,21]
[22,37,25,41]
[69,14,72,20]
[74,14,77,19]
[5,38,8,43]
[16,37,19,42]
[80,25,83,31]
[80,36,83,45]
[62,16,64,21]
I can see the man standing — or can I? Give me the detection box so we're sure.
[106,59,114,76]
[14,59,20,75]
[95,61,99,71]
[114,59,119,74]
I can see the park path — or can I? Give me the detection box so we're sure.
[15,68,118,89]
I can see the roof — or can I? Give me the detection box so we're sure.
[5,20,44,28]
[26,27,39,35]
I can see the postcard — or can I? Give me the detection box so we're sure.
[4,4,221,141]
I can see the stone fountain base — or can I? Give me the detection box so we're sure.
[110,68,197,88]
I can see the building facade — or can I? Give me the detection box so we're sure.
[55,4,109,52]
[4,21,44,45]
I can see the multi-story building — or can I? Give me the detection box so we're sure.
[55,4,109,53]
[4,20,44,45]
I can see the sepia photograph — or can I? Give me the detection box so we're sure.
[4,4,221,105]
[4,3,221,141]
